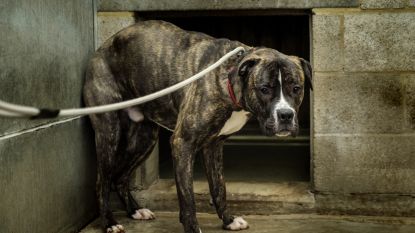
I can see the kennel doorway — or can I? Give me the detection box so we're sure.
[140,12,311,183]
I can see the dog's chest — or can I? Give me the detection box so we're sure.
[218,110,251,136]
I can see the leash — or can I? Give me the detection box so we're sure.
[0,47,245,119]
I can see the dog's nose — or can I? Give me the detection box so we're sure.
[277,109,294,123]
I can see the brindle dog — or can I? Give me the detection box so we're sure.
[83,20,312,233]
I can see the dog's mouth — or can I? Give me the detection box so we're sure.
[262,119,298,137]
[275,129,292,137]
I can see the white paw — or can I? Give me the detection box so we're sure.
[131,208,156,220]
[225,217,249,231]
[106,224,124,233]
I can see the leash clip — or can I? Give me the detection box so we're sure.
[236,50,245,58]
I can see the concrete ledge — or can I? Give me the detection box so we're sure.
[132,179,315,215]
[316,193,415,216]
[98,0,359,11]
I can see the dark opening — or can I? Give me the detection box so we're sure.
[140,12,311,183]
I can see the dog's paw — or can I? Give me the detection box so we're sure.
[131,208,156,220]
[224,217,249,231]
[106,224,125,233]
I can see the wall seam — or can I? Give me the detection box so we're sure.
[93,0,98,50]
[0,116,83,141]
[309,11,315,191]
[340,14,345,72]
[402,75,409,133]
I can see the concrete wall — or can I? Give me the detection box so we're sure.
[0,1,97,232]
[312,2,415,215]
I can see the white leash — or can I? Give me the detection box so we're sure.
[0,47,245,119]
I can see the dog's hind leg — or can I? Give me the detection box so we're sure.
[113,118,159,220]
[84,56,125,233]
[90,111,124,233]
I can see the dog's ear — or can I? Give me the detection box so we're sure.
[299,58,313,91]
[238,58,259,78]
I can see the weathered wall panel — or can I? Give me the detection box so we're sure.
[313,134,415,193]
[361,0,407,9]
[0,0,95,135]
[312,15,343,72]
[344,13,415,72]
[313,73,408,134]
[312,8,415,215]
[0,0,97,232]
[0,118,96,233]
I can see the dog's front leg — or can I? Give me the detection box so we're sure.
[202,140,249,231]
[171,134,200,233]
[202,140,230,222]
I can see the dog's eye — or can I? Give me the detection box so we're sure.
[260,87,270,95]
[293,85,301,94]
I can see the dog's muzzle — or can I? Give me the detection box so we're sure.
[264,108,297,137]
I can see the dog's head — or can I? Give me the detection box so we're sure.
[238,48,313,137]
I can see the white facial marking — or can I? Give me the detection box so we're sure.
[273,70,296,128]
[275,70,296,112]
[131,208,156,220]
[218,110,250,136]
[225,217,249,231]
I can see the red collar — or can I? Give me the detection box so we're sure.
[227,78,242,108]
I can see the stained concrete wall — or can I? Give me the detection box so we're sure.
[0,0,97,232]
[312,3,415,215]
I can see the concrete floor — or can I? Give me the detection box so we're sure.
[81,212,415,233]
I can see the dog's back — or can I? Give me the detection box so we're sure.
[84,20,245,128]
